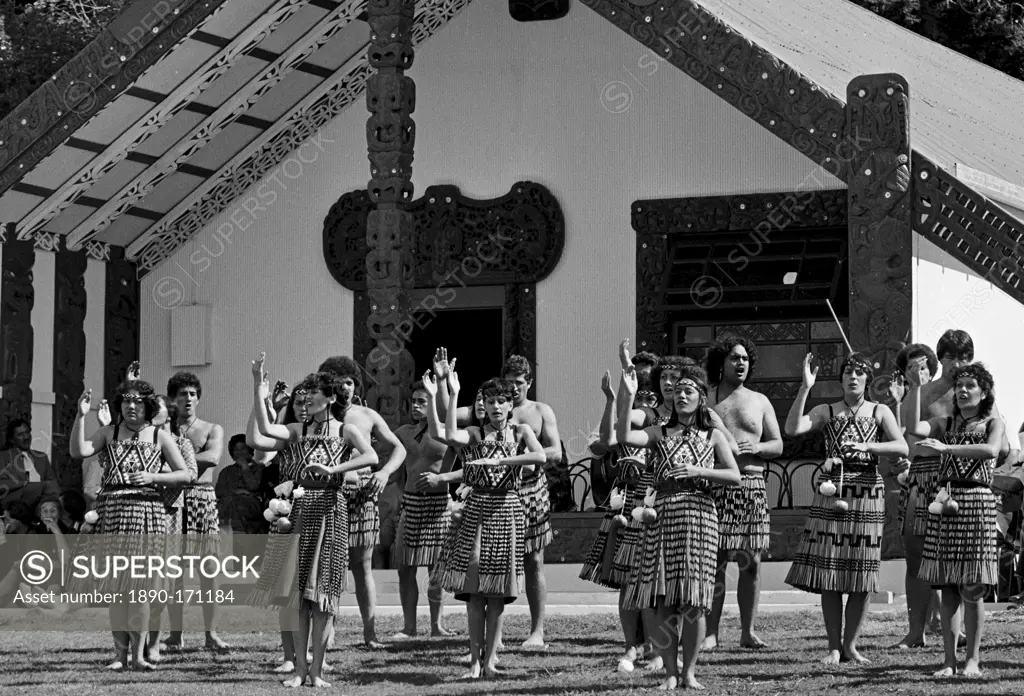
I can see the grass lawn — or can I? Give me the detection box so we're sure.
[0,607,1022,694]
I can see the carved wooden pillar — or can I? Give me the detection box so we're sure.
[845,75,913,404]
[364,0,416,426]
[104,247,140,397]
[52,244,88,493]
[0,224,35,444]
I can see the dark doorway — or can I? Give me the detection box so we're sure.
[408,307,504,410]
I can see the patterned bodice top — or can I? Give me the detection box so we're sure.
[462,424,524,491]
[101,424,164,488]
[650,426,715,494]
[939,416,995,486]
[275,442,304,483]
[294,421,353,488]
[824,404,880,472]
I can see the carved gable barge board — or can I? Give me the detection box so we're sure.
[846,75,912,404]
[0,226,35,444]
[104,247,140,401]
[324,181,564,382]
[132,0,478,274]
[52,241,89,493]
[632,189,848,355]
[0,0,231,197]
[583,0,1024,307]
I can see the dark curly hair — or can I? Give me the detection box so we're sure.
[298,372,343,398]
[318,356,363,394]
[706,335,758,385]
[500,355,533,382]
[5,418,29,449]
[951,362,995,419]
[896,343,938,379]
[840,352,875,385]
[113,379,159,422]
[228,433,252,455]
[478,377,516,402]
[936,329,974,363]
[153,395,179,435]
[632,351,660,371]
[166,371,202,400]
[666,364,714,430]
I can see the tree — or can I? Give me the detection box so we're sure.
[1,1,128,119]
[851,0,1024,82]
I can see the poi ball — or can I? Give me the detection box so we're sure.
[264,508,278,522]
[819,481,837,497]
[641,507,658,524]
[276,517,292,533]
[611,514,629,528]
[928,501,944,515]
[610,493,625,510]
[834,500,850,511]
[823,458,836,473]
[277,500,292,516]
[451,509,463,525]
[943,500,959,515]
[631,507,645,522]
[292,487,306,499]
[897,471,909,486]
[936,489,950,503]
[269,498,285,514]
[84,510,100,525]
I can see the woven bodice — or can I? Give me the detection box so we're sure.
[295,434,353,486]
[463,424,522,490]
[101,425,163,487]
[940,417,995,486]
[824,408,880,472]
[650,427,715,493]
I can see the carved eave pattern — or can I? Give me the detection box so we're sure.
[0,0,230,196]
[323,181,566,290]
[584,0,1024,307]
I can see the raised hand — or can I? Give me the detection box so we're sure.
[888,372,906,403]
[127,361,141,381]
[601,370,615,400]
[78,389,93,417]
[448,363,461,394]
[432,348,450,381]
[905,356,929,388]
[422,370,438,396]
[619,338,631,371]
[621,366,638,395]
[801,353,818,389]
[252,352,267,383]
[97,400,111,427]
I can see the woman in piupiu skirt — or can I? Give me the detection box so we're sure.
[911,362,1002,678]
[615,363,740,691]
[784,353,906,665]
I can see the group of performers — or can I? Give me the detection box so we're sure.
[580,328,1009,688]
[60,327,1010,689]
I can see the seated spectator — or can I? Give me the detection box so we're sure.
[59,490,87,533]
[0,419,60,510]
[216,434,268,534]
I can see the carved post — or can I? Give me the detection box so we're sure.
[52,243,88,494]
[845,75,913,405]
[0,224,35,443]
[364,0,416,426]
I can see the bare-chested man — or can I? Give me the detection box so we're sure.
[318,356,407,649]
[162,371,228,653]
[390,380,456,639]
[702,337,783,650]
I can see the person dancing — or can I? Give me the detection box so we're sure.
[912,363,1002,677]
[616,362,740,690]
[704,336,783,650]
[426,369,545,679]
[69,381,191,671]
[250,354,379,688]
[784,353,907,664]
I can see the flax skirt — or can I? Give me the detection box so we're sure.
[918,484,998,589]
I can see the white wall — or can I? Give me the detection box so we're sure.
[139,0,843,473]
[913,234,1024,435]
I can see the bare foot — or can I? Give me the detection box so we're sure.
[282,676,305,688]
[700,635,718,651]
[657,676,678,690]
[616,658,635,673]
[161,636,183,652]
[521,633,545,649]
[645,656,665,671]
[310,677,331,688]
[458,664,482,680]
[132,659,156,671]
[822,650,841,665]
[891,634,925,649]
[963,659,981,677]
[933,666,956,678]
[145,646,161,663]
[681,674,706,690]
[205,635,230,653]
[740,634,767,650]
[273,660,295,674]
[391,631,416,641]
[842,646,869,664]
[105,660,125,671]
[483,664,506,678]
[431,625,457,637]
[364,640,385,650]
